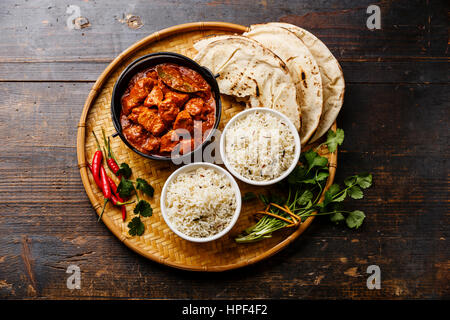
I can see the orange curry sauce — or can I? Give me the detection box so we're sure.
[120,63,216,156]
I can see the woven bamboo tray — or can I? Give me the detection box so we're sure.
[77,22,338,271]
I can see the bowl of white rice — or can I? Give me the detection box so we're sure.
[220,108,301,186]
[160,162,241,242]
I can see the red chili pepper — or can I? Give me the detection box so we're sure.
[107,175,118,195]
[108,158,120,176]
[92,150,102,178]
[91,130,132,223]
[110,193,134,206]
[100,166,111,199]
[107,175,127,200]
[89,162,113,202]
[94,170,132,221]
[92,131,103,178]
[102,129,121,177]
[88,163,102,189]
[111,193,133,222]
[121,206,126,221]
[110,194,119,205]
[88,162,109,222]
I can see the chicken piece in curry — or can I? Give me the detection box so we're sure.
[120,63,216,156]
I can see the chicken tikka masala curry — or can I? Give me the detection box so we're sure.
[120,63,216,156]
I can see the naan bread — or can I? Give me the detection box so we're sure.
[267,22,345,142]
[194,35,301,130]
[194,34,231,52]
[245,25,323,144]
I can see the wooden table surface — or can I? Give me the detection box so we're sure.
[0,0,448,299]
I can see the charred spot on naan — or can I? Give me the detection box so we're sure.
[301,70,307,88]
[254,80,260,97]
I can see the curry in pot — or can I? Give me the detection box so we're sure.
[120,63,216,156]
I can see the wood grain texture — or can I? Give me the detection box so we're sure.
[0,0,448,299]
[0,0,447,82]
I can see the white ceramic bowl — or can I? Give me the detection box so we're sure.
[219,107,301,186]
[160,162,242,243]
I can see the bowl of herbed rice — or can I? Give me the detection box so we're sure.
[220,108,301,186]
[160,162,241,242]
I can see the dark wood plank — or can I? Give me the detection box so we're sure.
[0,0,448,81]
[0,81,447,299]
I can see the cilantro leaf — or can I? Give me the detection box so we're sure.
[344,175,357,187]
[116,163,132,179]
[316,171,329,182]
[117,177,135,199]
[297,190,313,206]
[356,173,373,189]
[333,190,347,202]
[322,194,333,209]
[304,150,328,171]
[288,165,308,185]
[326,128,344,153]
[322,184,340,208]
[287,161,329,186]
[128,216,145,236]
[134,200,153,217]
[330,212,345,223]
[348,185,363,199]
[346,210,365,229]
[322,184,347,209]
[242,192,257,202]
[327,184,341,196]
[303,200,313,210]
[136,178,154,197]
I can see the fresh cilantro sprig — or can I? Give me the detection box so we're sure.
[324,128,344,153]
[116,176,155,236]
[136,178,154,197]
[314,128,344,153]
[134,200,153,217]
[128,217,145,236]
[235,128,373,243]
[117,177,135,199]
[117,177,154,200]
[345,210,366,228]
[318,172,372,228]
[116,163,132,179]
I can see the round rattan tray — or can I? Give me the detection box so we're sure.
[77,22,337,271]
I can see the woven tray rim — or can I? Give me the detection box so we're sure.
[76,21,338,272]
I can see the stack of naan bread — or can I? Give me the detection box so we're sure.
[193,22,345,144]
